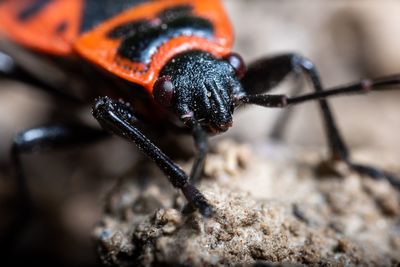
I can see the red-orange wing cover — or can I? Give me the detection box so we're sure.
[0,0,233,93]
[0,0,82,55]
[74,0,233,92]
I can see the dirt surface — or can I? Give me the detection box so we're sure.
[1,1,400,266]
[93,140,400,267]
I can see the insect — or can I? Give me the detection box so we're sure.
[0,0,399,222]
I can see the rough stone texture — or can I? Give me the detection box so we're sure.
[94,140,400,267]
[1,1,400,266]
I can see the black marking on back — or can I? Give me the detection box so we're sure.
[80,0,149,33]
[157,5,192,21]
[107,19,150,39]
[108,5,214,65]
[18,0,51,21]
[55,21,68,33]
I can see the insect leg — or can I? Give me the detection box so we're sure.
[185,121,208,185]
[241,53,400,188]
[92,97,213,217]
[4,124,108,254]
[241,54,304,139]
[12,124,109,200]
[268,82,302,140]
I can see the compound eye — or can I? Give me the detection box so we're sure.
[153,76,174,107]
[224,52,246,79]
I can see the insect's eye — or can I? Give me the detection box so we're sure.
[153,76,175,107]
[224,52,246,79]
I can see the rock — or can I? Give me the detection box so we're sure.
[93,140,400,267]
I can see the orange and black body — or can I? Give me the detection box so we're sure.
[1,0,400,248]
[0,0,232,92]
[0,0,244,219]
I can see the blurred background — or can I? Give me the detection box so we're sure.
[224,0,400,151]
[1,0,400,266]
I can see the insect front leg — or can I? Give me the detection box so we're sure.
[240,53,400,188]
[92,97,213,217]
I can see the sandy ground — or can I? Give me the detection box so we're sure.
[1,1,400,266]
[94,140,400,266]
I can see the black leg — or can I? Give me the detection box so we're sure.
[241,55,305,140]
[241,54,300,95]
[12,124,109,198]
[3,123,109,255]
[241,53,400,188]
[187,122,208,185]
[242,53,348,160]
[92,97,213,217]
[269,76,303,140]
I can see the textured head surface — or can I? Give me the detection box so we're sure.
[159,50,243,133]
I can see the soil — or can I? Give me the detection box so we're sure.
[93,140,400,267]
